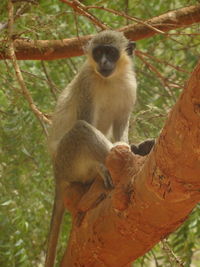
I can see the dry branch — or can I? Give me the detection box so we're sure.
[7,0,51,126]
[60,0,109,30]
[0,4,200,60]
[60,60,200,266]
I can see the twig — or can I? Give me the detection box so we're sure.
[85,4,166,35]
[136,50,189,74]
[137,51,177,100]
[0,3,29,32]
[60,0,109,30]
[151,249,160,267]
[7,0,51,129]
[0,109,11,116]
[168,33,200,36]
[124,0,129,25]
[161,239,184,267]
[68,58,78,73]
[11,0,38,3]
[21,69,59,91]
[41,61,57,100]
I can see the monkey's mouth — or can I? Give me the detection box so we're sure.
[98,68,113,77]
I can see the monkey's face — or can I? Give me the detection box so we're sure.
[92,45,120,78]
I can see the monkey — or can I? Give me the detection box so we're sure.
[45,30,137,267]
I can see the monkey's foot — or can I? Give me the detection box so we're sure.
[131,139,155,156]
[75,193,107,226]
[97,163,114,189]
[103,170,114,189]
[75,211,86,227]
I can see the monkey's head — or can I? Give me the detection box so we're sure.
[86,30,136,78]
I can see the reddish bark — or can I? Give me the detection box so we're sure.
[60,61,200,266]
[0,5,200,60]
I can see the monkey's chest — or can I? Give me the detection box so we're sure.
[92,86,133,136]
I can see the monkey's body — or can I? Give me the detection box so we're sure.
[49,60,136,156]
[45,31,137,267]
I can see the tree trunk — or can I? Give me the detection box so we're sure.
[61,61,200,266]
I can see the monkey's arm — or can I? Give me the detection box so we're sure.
[76,69,94,123]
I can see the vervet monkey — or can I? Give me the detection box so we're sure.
[45,30,137,267]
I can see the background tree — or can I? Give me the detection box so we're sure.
[0,0,200,266]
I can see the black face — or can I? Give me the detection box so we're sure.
[92,45,120,77]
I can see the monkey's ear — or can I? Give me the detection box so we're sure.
[126,41,136,56]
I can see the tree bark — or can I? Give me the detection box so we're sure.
[61,61,200,266]
[0,4,200,60]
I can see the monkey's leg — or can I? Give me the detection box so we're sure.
[55,120,113,187]
[75,179,107,226]
[53,120,114,228]
[45,185,65,267]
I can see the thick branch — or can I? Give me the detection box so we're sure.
[61,61,200,266]
[121,4,200,40]
[0,4,200,60]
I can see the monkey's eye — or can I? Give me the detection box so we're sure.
[92,45,119,63]
[92,47,103,62]
[106,47,119,62]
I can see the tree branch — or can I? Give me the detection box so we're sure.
[60,0,109,30]
[0,4,200,60]
[61,60,200,266]
[7,0,51,127]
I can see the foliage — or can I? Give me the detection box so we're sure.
[0,0,199,266]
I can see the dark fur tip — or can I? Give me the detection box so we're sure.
[126,41,136,56]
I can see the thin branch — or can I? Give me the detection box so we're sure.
[151,250,160,267]
[41,61,57,100]
[60,0,109,30]
[7,0,51,128]
[21,69,60,91]
[0,3,28,32]
[136,50,189,74]
[161,239,184,267]
[124,0,129,25]
[136,51,177,100]
[85,4,166,35]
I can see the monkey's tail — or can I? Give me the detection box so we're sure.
[45,189,65,267]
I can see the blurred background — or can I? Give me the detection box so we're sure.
[0,0,200,266]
